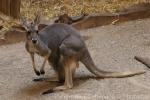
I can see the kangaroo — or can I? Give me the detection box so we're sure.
[21,14,145,94]
[54,13,87,24]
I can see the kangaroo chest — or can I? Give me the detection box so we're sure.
[26,41,39,53]
[26,40,51,57]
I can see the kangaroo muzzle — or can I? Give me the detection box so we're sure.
[32,39,37,44]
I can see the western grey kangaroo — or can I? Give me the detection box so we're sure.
[54,13,87,24]
[21,14,145,94]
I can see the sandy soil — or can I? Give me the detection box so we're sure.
[1,18,150,100]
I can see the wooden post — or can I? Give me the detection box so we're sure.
[10,0,21,18]
[0,0,21,19]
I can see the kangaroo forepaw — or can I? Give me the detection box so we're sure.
[35,70,40,76]
[40,70,45,75]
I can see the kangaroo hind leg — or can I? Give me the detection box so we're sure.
[42,57,77,94]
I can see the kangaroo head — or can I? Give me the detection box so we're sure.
[21,14,41,45]
[55,14,73,24]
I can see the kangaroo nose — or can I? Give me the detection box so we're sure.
[32,39,37,44]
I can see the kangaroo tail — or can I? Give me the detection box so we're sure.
[134,56,150,68]
[80,49,145,78]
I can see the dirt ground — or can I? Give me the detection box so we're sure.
[1,18,150,100]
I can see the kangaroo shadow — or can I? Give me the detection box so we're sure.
[20,77,57,96]
[20,75,102,96]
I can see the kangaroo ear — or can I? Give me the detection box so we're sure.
[34,13,41,25]
[20,16,29,31]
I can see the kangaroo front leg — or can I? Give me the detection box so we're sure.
[30,53,40,76]
[39,56,48,75]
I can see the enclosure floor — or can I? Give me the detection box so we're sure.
[1,18,150,100]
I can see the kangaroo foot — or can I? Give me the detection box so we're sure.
[42,85,73,95]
